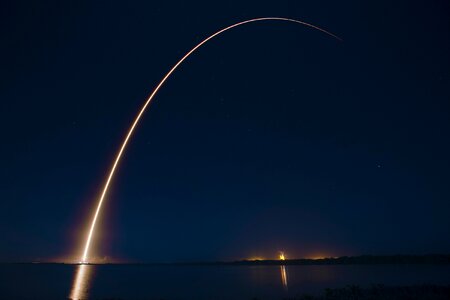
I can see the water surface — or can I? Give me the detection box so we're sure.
[1,264,450,299]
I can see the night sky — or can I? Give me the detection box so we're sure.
[1,0,449,263]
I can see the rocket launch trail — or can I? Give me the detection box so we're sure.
[80,17,341,263]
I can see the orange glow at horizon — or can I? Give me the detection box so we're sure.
[306,253,336,260]
[78,18,340,263]
[279,252,286,260]
[247,256,265,261]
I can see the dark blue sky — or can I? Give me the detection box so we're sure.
[1,0,449,262]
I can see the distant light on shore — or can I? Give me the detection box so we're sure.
[307,254,336,260]
[247,256,265,261]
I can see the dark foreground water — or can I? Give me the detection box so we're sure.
[1,264,450,299]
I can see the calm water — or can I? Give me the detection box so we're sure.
[1,264,450,299]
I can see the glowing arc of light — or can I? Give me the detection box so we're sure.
[80,17,341,263]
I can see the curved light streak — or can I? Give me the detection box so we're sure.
[80,17,341,263]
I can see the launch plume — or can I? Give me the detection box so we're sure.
[80,17,340,263]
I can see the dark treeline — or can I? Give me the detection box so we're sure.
[225,254,450,266]
[127,254,450,266]
[279,284,450,300]
[8,254,450,265]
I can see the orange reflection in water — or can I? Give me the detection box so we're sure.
[280,265,288,290]
[69,264,93,300]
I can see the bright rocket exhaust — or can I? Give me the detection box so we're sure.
[80,17,341,263]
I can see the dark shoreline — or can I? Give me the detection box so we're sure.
[4,254,450,266]
[280,284,450,300]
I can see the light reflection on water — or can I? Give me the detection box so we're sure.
[55,264,450,300]
[67,263,289,299]
[280,265,288,290]
[69,264,93,300]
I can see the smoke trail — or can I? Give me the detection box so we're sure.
[80,17,341,263]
